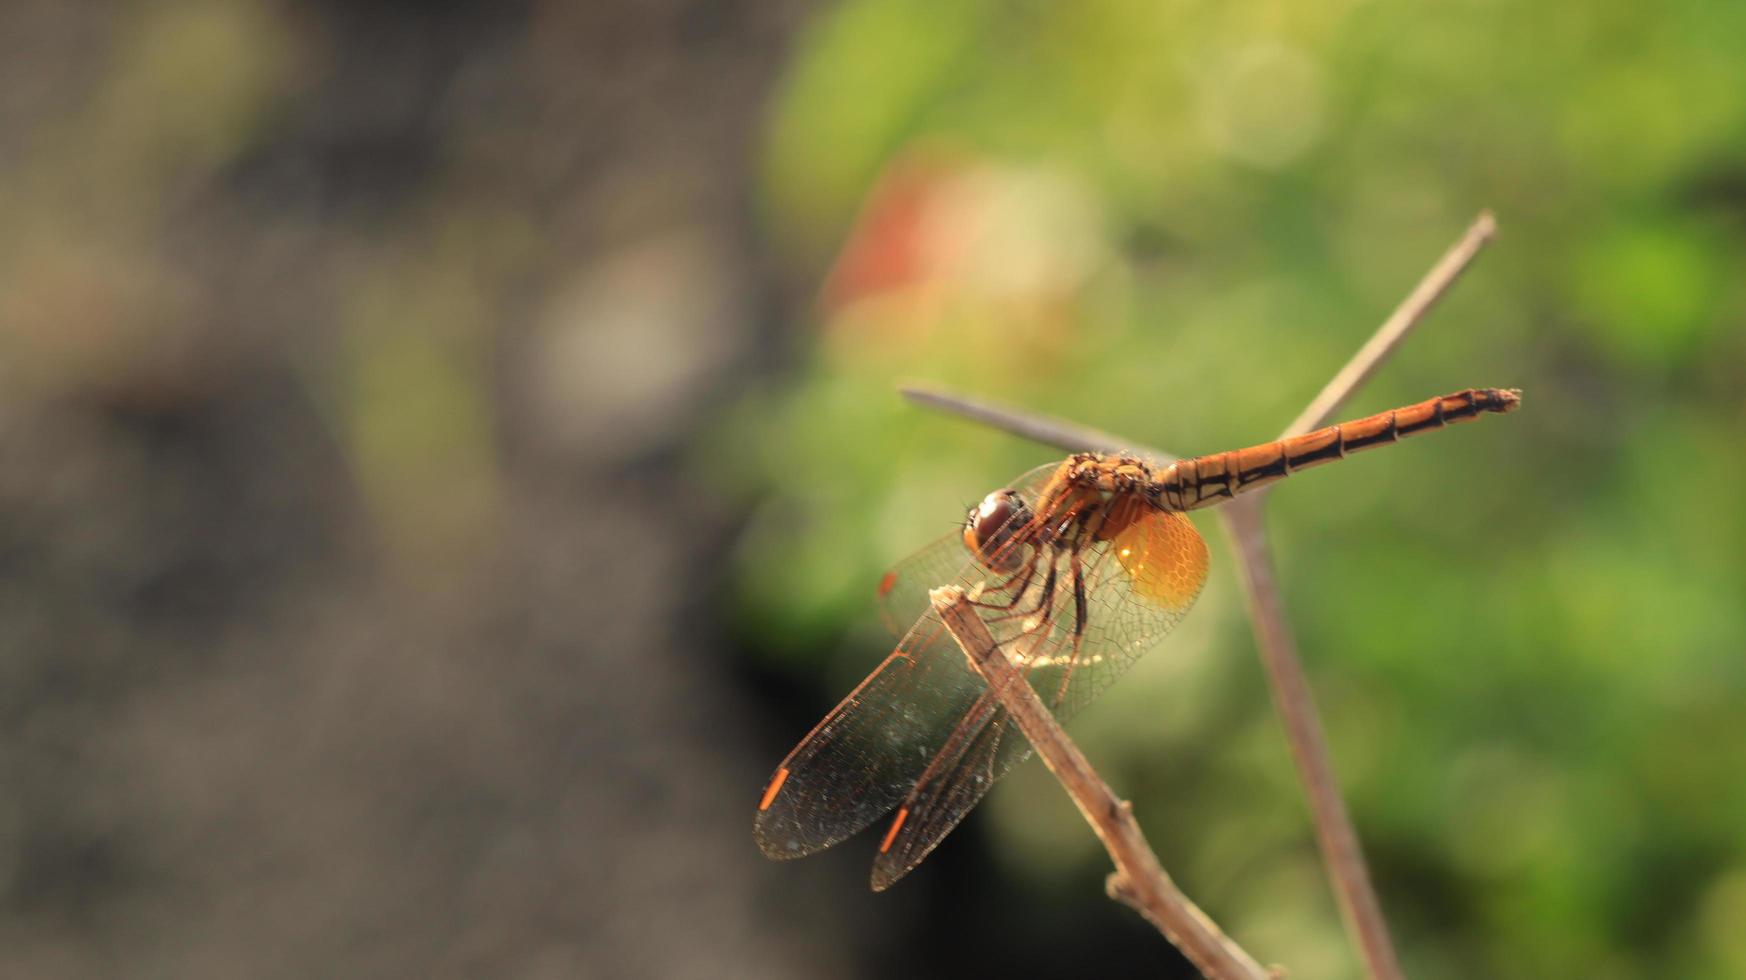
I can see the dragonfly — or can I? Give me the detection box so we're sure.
[756,387,1520,890]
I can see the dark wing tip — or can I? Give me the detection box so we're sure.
[867,847,921,891]
[753,814,822,862]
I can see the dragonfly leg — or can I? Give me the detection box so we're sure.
[971,555,1056,633]
[1045,497,1118,708]
[1050,539,1093,710]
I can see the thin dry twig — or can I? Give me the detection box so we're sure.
[900,212,1502,980]
[1217,499,1393,978]
[1283,210,1496,439]
[931,586,1270,980]
[1219,210,1496,980]
[901,386,1151,460]
[900,385,1170,459]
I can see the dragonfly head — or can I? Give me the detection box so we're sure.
[963,488,1033,573]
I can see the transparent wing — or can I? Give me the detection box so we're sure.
[868,508,1209,888]
[870,689,1017,890]
[874,532,972,638]
[756,463,1059,860]
[754,591,990,859]
[1050,506,1211,721]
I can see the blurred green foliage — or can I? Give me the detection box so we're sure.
[725,1,1746,976]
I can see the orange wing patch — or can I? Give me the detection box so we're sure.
[1112,510,1209,610]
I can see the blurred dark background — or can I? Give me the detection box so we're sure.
[1,1,1743,978]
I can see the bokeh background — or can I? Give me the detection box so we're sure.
[1,1,1742,977]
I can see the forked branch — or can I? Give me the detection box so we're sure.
[931,587,1270,980]
[902,212,1503,979]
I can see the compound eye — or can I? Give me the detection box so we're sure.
[961,489,1031,571]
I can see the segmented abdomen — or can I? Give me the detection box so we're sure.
[1152,387,1520,511]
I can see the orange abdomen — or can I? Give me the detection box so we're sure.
[1152,387,1520,511]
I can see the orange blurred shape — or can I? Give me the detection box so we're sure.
[820,154,956,317]
[818,149,1106,378]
